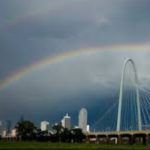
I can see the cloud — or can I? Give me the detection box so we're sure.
[0,1,150,125]
[0,49,150,122]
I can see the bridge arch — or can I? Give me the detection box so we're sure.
[116,58,142,131]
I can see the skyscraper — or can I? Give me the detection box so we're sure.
[78,108,88,132]
[61,113,71,130]
[5,120,11,135]
[40,121,49,131]
[0,121,2,136]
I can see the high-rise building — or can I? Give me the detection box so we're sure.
[40,121,49,131]
[61,113,71,130]
[78,108,88,132]
[0,121,3,136]
[2,130,7,138]
[20,115,24,122]
[11,129,17,138]
[86,124,90,132]
[5,120,11,135]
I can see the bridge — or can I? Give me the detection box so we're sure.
[86,130,150,145]
[86,58,150,144]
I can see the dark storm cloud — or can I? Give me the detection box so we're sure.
[1,0,150,125]
[0,0,150,79]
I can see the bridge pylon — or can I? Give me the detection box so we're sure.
[116,58,142,131]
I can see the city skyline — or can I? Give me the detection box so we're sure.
[0,107,89,138]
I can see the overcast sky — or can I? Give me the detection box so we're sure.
[0,0,150,127]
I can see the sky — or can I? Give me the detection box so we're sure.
[0,0,150,129]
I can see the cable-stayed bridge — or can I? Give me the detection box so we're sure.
[86,58,150,144]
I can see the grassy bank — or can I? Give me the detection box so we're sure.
[0,142,150,150]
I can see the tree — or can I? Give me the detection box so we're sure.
[36,129,51,142]
[15,120,37,141]
[52,123,64,142]
[52,123,64,134]
[61,128,72,142]
[71,128,85,143]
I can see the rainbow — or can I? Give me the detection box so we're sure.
[0,44,150,91]
[0,6,51,31]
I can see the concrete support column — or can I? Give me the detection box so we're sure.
[117,135,121,144]
[143,134,148,145]
[86,135,90,143]
[130,135,134,145]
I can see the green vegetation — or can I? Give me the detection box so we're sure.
[15,120,85,142]
[0,142,150,150]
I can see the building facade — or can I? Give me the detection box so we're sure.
[0,121,3,136]
[78,108,88,132]
[40,121,49,131]
[61,113,71,130]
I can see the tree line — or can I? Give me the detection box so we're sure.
[14,120,86,142]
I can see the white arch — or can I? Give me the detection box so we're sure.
[116,58,142,131]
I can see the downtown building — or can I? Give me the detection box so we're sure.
[61,113,71,130]
[78,108,88,132]
[0,121,3,136]
[40,121,49,131]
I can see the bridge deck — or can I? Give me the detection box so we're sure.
[86,130,150,136]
